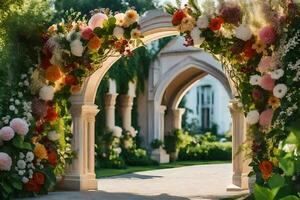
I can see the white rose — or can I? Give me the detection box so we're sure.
[15,100,20,105]
[18,170,25,176]
[47,130,60,141]
[9,105,15,111]
[22,177,29,183]
[70,39,84,57]
[17,160,26,169]
[235,24,252,41]
[246,110,260,125]
[111,126,122,138]
[113,26,124,39]
[26,152,34,162]
[273,84,287,98]
[282,144,297,153]
[127,127,137,138]
[197,15,209,29]
[39,85,55,101]
[250,75,261,86]
[19,152,25,159]
[24,80,29,86]
[115,147,122,154]
[190,27,205,47]
[270,69,284,80]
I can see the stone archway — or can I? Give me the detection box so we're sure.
[62,9,249,192]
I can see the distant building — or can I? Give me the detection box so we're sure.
[183,75,231,134]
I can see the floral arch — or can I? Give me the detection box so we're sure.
[0,1,300,199]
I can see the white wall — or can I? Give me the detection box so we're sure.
[184,75,231,134]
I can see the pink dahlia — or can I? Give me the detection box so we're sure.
[259,109,273,126]
[0,152,12,171]
[81,27,94,40]
[9,118,29,136]
[0,126,15,141]
[260,74,275,91]
[257,56,276,73]
[259,26,276,45]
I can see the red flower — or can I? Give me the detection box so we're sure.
[64,75,78,85]
[81,27,94,40]
[243,41,255,58]
[45,106,58,122]
[24,180,41,193]
[33,172,45,185]
[259,160,273,181]
[48,150,58,166]
[252,89,262,101]
[172,10,187,26]
[209,17,224,31]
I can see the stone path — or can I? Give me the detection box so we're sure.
[25,164,249,200]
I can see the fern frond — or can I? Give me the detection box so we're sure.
[188,0,201,15]
[164,3,177,15]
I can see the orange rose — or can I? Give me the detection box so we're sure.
[71,85,81,94]
[25,179,41,193]
[88,36,102,51]
[33,172,45,185]
[45,65,63,82]
[34,143,48,160]
[64,75,78,85]
[45,106,58,122]
[259,160,273,180]
[48,151,57,166]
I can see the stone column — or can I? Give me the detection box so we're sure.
[60,104,99,191]
[104,93,118,130]
[151,105,170,163]
[227,99,250,191]
[172,108,185,130]
[119,95,134,131]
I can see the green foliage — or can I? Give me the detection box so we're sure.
[122,148,158,166]
[151,139,163,149]
[164,129,193,153]
[178,142,232,161]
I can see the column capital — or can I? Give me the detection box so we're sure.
[104,93,118,107]
[159,105,166,114]
[70,104,99,118]
[172,108,186,116]
[119,94,134,107]
[228,99,243,113]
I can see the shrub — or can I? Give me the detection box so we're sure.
[164,129,193,153]
[151,139,163,149]
[122,149,158,166]
[178,142,232,161]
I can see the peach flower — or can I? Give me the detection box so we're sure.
[260,74,275,91]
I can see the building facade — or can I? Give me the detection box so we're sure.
[184,75,231,134]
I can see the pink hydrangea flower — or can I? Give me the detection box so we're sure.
[259,26,276,45]
[0,152,12,171]
[0,126,15,141]
[9,118,29,136]
[81,27,94,40]
[259,109,273,126]
[257,56,276,73]
[260,74,275,91]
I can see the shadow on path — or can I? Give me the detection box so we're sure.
[23,191,190,200]
[105,173,163,180]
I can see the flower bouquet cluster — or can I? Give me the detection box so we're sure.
[0,8,142,199]
[166,0,300,198]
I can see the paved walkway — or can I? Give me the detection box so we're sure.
[25,164,249,200]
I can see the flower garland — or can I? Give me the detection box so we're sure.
[0,8,142,199]
[166,0,300,198]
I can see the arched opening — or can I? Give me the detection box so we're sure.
[62,10,249,192]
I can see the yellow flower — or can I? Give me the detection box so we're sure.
[268,96,281,109]
[179,16,196,33]
[34,143,48,160]
[252,40,266,54]
[124,10,139,27]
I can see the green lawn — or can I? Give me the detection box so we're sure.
[96,160,230,178]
